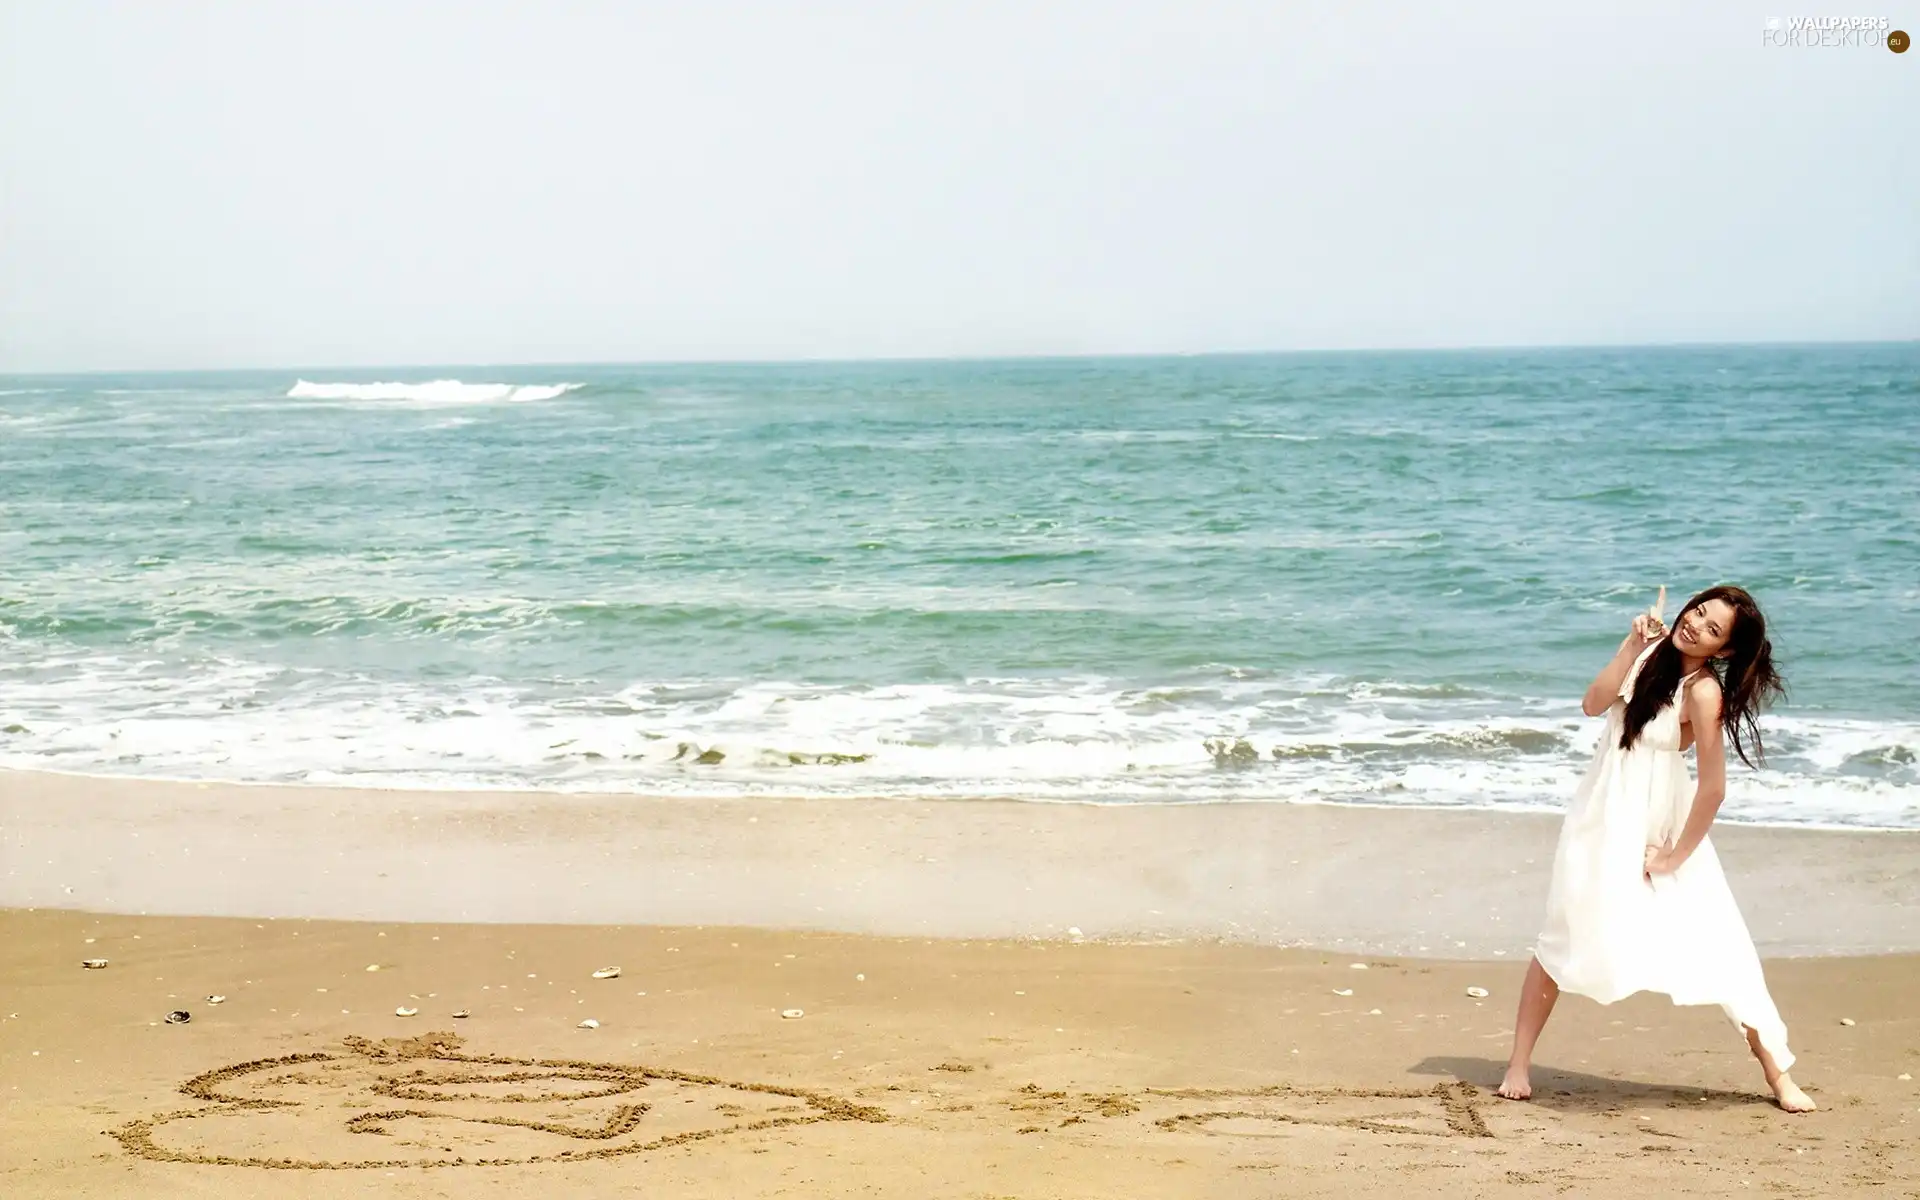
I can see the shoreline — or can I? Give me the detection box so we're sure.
[8,760,1918,834]
[5,768,1916,957]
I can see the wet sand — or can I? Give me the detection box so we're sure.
[2,770,1918,1196]
[5,770,1918,955]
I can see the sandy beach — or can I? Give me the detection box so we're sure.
[3,771,1919,1196]
[6,2,1913,1192]
[5,911,1919,1198]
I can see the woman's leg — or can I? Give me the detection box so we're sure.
[1496,957,1560,1100]
[1745,1026,1815,1112]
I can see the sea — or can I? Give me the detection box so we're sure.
[2,345,1916,828]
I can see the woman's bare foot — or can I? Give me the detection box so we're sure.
[1495,1066,1532,1100]
[1771,1073,1816,1113]
[1496,959,1559,1102]
[1744,1025,1815,1112]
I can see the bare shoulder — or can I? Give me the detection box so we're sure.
[1685,671,1725,721]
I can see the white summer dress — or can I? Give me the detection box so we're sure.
[1533,642,1794,1070]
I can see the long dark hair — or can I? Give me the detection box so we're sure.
[1619,585,1785,768]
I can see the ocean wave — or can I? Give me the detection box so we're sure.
[1763,716,1920,775]
[0,585,1137,646]
[285,380,583,404]
[0,663,1913,828]
[1065,430,1215,443]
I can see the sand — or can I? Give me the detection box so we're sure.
[6,770,1919,955]
[3,770,1918,1196]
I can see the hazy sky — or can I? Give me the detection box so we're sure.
[2,1,1914,371]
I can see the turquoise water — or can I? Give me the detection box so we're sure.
[2,345,1916,826]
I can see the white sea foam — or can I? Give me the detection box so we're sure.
[0,661,1912,828]
[1067,429,1215,443]
[285,380,582,405]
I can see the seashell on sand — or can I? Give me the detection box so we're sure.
[394,1006,418,1017]
[80,959,109,970]
[578,1018,600,1029]
[451,1009,471,1019]
[1466,986,1490,998]
[781,1008,805,1019]
[165,1010,191,1024]
[591,966,621,980]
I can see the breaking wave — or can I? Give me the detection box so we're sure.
[286,380,582,405]
[0,662,1913,828]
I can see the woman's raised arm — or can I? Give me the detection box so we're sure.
[1582,614,1663,717]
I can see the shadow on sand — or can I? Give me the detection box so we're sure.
[1406,1056,1779,1114]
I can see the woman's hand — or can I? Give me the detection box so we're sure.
[1643,843,1683,883]
[1587,602,1671,716]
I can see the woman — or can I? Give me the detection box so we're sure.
[1496,585,1813,1112]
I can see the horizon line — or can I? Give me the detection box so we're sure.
[2,336,1915,379]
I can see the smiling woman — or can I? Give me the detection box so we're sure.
[1620,586,1783,769]
[1503,585,1812,1113]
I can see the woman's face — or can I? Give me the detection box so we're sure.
[1673,597,1737,659]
